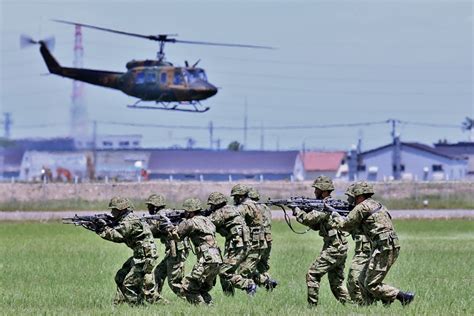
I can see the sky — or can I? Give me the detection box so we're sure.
[0,0,472,151]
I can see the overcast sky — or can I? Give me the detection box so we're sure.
[1,0,472,151]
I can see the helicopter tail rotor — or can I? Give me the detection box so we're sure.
[20,34,55,51]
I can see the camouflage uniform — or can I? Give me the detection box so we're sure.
[177,198,223,305]
[344,185,373,305]
[97,197,161,305]
[334,182,402,304]
[294,176,350,306]
[145,194,188,297]
[207,192,253,295]
[233,185,272,289]
[147,210,189,296]
[248,188,275,287]
[348,230,372,304]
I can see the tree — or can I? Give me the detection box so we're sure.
[462,117,473,141]
[227,141,243,151]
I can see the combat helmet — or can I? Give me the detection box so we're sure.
[207,192,227,205]
[231,184,249,196]
[146,194,166,207]
[345,183,356,197]
[183,198,203,213]
[108,196,134,211]
[312,175,335,191]
[352,181,375,197]
[248,187,260,200]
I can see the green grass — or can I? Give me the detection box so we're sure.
[1,220,473,315]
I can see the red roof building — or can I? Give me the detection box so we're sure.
[297,151,347,180]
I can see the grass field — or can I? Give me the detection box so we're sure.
[1,220,473,315]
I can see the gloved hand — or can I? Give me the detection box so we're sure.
[290,206,300,216]
[323,202,337,213]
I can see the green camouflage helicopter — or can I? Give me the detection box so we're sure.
[21,20,273,113]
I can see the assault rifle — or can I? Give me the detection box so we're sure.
[263,197,351,217]
[62,213,116,232]
[260,197,352,234]
[142,209,186,230]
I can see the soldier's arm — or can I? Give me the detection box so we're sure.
[334,204,365,232]
[98,221,129,242]
[209,210,225,228]
[176,219,193,239]
[295,208,328,227]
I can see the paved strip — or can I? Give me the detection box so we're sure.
[1,209,473,221]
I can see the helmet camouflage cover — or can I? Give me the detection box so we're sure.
[183,198,203,212]
[248,187,260,200]
[230,184,249,196]
[207,192,228,205]
[146,194,166,207]
[108,196,134,211]
[312,175,335,191]
[345,183,356,197]
[352,181,375,196]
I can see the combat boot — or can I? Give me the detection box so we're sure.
[396,291,415,306]
[264,278,279,291]
[246,284,257,296]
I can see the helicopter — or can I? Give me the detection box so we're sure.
[21,20,273,113]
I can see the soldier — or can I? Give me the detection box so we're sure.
[344,184,373,305]
[232,184,278,291]
[330,181,415,306]
[206,192,256,296]
[248,187,278,290]
[292,176,350,307]
[96,196,162,305]
[174,198,223,305]
[145,194,189,297]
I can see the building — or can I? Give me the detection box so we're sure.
[148,150,300,181]
[19,150,90,181]
[96,135,142,150]
[95,150,151,181]
[351,142,468,181]
[297,151,347,180]
[434,141,474,177]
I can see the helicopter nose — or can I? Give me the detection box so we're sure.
[207,84,218,97]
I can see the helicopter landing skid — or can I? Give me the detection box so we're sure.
[127,101,210,113]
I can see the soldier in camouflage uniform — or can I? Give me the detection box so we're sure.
[96,196,162,305]
[292,176,350,307]
[145,194,189,297]
[343,184,373,305]
[248,187,278,290]
[174,198,223,305]
[331,181,415,306]
[206,192,257,296]
[232,184,277,291]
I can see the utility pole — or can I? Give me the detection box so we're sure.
[92,120,97,180]
[243,98,248,149]
[208,121,214,150]
[3,113,12,139]
[389,119,402,180]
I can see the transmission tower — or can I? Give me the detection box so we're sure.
[70,25,90,148]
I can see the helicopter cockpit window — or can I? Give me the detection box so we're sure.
[184,69,208,83]
[173,70,185,85]
[135,72,145,84]
[160,72,167,84]
[145,72,156,83]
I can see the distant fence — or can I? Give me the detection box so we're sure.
[0,180,472,203]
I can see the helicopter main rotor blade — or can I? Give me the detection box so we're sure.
[52,19,177,42]
[52,19,275,49]
[175,39,275,50]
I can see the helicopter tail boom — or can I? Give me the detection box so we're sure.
[38,41,124,89]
